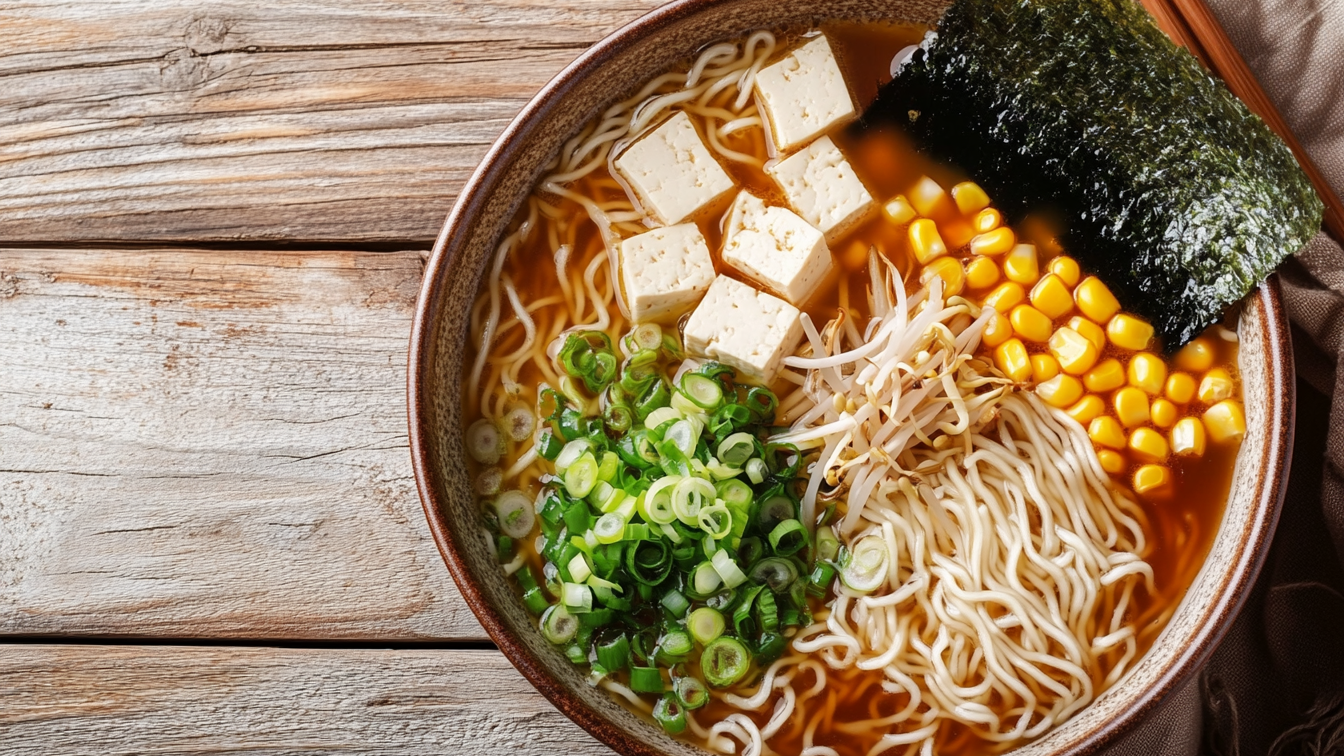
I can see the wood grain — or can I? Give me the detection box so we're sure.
[0,644,613,755]
[0,247,489,640]
[0,0,661,245]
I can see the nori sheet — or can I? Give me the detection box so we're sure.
[863,0,1322,348]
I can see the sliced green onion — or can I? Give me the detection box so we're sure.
[540,604,578,644]
[535,430,563,461]
[660,589,690,619]
[653,694,688,735]
[603,402,633,432]
[754,588,779,633]
[705,460,743,480]
[698,504,733,540]
[493,491,535,539]
[736,537,765,568]
[755,632,786,664]
[562,582,592,612]
[596,634,630,671]
[750,557,800,593]
[564,452,599,499]
[567,553,592,583]
[710,549,747,589]
[701,636,751,687]
[563,500,590,536]
[644,406,682,432]
[502,404,535,442]
[625,522,650,541]
[687,607,726,645]
[672,477,714,525]
[626,539,673,585]
[756,491,796,533]
[679,373,724,410]
[630,666,664,694]
[807,563,837,597]
[467,419,505,465]
[673,675,709,710]
[840,535,889,593]
[628,323,663,353]
[768,519,809,557]
[715,479,753,509]
[659,628,693,659]
[522,587,549,615]
[815,526,840,561]
[664,419,697,456]
[495,535,513,562]
[593,513,625,544]
[745,387,778,420]
[554,439,591,474]
[716,432,755,467]
[597,451,619,483]
[691,561,723,595]
[659,522,683,544]
[641,476,680,525]
[745,458,768,485]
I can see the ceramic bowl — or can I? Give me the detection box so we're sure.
[408,0,1294,753]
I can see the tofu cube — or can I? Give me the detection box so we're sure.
[619,223,717,323]
[768,136,874,242]
[721,191,833,306]
[684,276,804,383]
[754,34,856,153]
[613,111,736,225]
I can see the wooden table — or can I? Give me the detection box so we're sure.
[0,2,666,751]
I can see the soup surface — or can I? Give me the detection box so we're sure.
[461,22,1243,756]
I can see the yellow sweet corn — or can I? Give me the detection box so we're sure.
[972,208,1002,234]
[1066,395,1106,424]
[1049,326,1100,375]
[1203,400,1246,444]
[982,282,1026,313]
[1083,358,1126,393]
[965,257,1000,290]
[1127,353,1167,395]
[1175,337,1216,373]
[1198,368,1235,404]
[1030,273,1074,319]
[1010,304,1052,343]
[1107,314,1155,352]
[952,181,991,214]
[1037,373,1084,408]
[994,338,1032,382]
[1067,316,1107,353]
[1113,386,1151,427]
[970,227,1017,256]
[1075,276,1121,323]
[1088,416,1127,450]
[1133,464,1172,498]
[1128,427,1169,463]
[910,176,950,217]
[982,311,1012,348]
[1098,450,1127,475]
[883,195,917,225]
[1151,398,1178,428]
[1165,372,1197,405]
[1031,354,1060,383]
[909,219,947,264]
[1171,417,1207,457]
[920,256,965,298]
[942,220,975,249]
[1003,244,1040,285]
[1047,256,1081,287]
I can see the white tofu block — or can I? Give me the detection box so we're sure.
[683,276,804,383]
[768,136,875,242]
[721,191,833,306]
[619,223,717,323]
[613,111,737,225]
[754,35,856,153]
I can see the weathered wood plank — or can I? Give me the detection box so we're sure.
[0,0,662,244]
[0,247,487,640]
[0,644,613,755]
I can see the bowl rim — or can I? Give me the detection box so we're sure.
[407,1,1296,752]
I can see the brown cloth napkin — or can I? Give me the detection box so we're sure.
[1106,0,1344,753]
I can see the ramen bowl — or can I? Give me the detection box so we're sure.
[407,0,1294,753]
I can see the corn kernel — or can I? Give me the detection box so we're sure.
[883,195,917,225]
[982,282,1026,313]
[1031,354,1060,383]
[1113,386,1151,427]
[1127,353,1167,395]
[1107,314,1155,352]
[1030,274,1074,319]
[909,219,947,264]
[1165,372,1197,405]
[910,176,950,217]
[1003,244,1040,286]
[1171,417,1207,457]
[1037,374,1084,408]
[1088,416,1127,450]
[952,181,991,215]
[1128,427,1169,463]
[965,257,1000,290]
[982,311,1012,348]
[1010,304,1052,343]
[1151,398,1178,428]
[972,208,1002,233]
[970,227,1016,257]
[1067,316,1107,353]
[995,338,1032,382]
[1047,256,1081,287]
[1203,400,1246,444]
[942,220,975,249]
[1049,327,1100,375]
[1198,368,1235,404]
[1075,276,1121,323]
[1083,358,1126,393]
[920,256,965,298]
[1097,450,1127,475]
[1175,337,1216,373]
[1133,464,1173,498]
[1066,395,1106,424]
